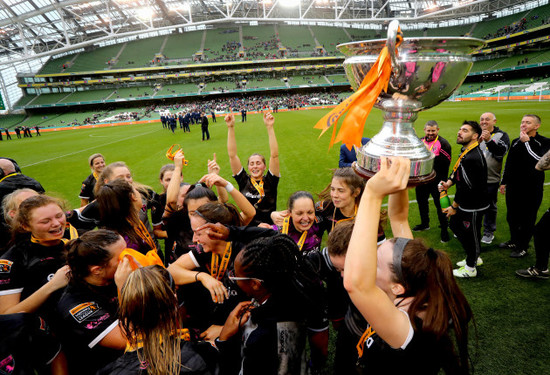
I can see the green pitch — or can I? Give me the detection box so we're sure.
[3,100,550,374]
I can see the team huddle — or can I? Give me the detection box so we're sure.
[0,111,547,375]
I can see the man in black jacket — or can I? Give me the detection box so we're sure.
[478,112,510,245]
[499,114,550,258]
[201,112,210,141]
[440,121,488,278]
[412,120,452,242]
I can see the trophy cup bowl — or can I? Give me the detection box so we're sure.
[337,20,485,186]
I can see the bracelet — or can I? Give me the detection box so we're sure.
[195,271,202,282]
[225,182,234,193]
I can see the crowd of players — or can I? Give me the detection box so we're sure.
[0,109,548,375]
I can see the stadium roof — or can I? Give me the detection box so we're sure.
[0,0,543,64]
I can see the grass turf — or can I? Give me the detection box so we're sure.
[3,100,550,374]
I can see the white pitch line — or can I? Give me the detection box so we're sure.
[21,129,159,168]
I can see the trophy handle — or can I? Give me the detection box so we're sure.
[386,20,402,77]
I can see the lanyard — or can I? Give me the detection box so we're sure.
[0,172,19,184]
[331,204,357,231]
[132,220,157,251]
[422,135,438,152]
[31,223,79,245]
[211,242,232,281]
[450,141,479,179]
[250,177,265,205]
[281,216,308,251]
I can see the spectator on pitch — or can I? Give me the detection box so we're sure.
[34,126,41,136]
[339,137,369,168]
[499,114,550,258]
[477,112,509,245]
[15,127,21,139]
[412,120,452,243]
[516,149,550,279]
[4,129,11,140]
[211,110,217,122]
[241,107,247,122]
[440,121,488,278]
[201,112,210,141]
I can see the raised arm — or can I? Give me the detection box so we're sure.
[388,189,413,239]
[343,157,412,349]
[226,114,243,175]
[208,153,228,204]
[165,150,184,212]
[200,173,256,225]
[264,112,280,177]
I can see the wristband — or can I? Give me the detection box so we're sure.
[195,271,202,282]
[225,182,234,193]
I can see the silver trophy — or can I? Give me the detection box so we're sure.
[338,20,485,186]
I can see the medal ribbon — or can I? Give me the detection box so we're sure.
[92,171,99,181]
[331,204,358,231]
[250,177,265,205]
[31,223,79,245]
[356,326,377,358]
[314,27,403,150]
[211,242,232,281]
[423,135,439,152]
[0,172,19,184]
[166,144,189,165]
[281,216,308,251]
[132,219,157,251]
[450,141,479,179]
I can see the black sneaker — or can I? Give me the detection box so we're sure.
[510,249,528,258]
[499,240,516,250]
[516,266,549,280]
[412,224,430,232]
[440,229,450,243]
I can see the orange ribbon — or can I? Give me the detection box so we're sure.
[118,248,164,270]
[314,28,403,150]
[166,144,189,165]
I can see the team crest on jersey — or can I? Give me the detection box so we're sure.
[70,302,100,323]
[0,355,14,375]
[0,260,13,274]
[463,221,471,229]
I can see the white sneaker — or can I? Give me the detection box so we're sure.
[453,266,477,278]
[481,233,494,244]
[456,257,483,267]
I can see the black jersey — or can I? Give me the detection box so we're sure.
[79,173,97,201]
[0,240,65,301]
[233,168,279,225]
[0,313,61,375]
[56,282,122,375]
[356,316,442,374]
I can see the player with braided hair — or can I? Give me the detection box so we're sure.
[215,233,324,375]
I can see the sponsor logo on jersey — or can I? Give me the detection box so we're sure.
[0,354,14,375]
[70,302,100,323]
[0,260,13,274]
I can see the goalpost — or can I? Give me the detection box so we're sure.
[495,83,548,102]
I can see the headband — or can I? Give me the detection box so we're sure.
[392,237,410,286]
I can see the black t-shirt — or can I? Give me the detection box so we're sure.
[315,200,352,235]
[79,173,97,201]
[0,240,65,302]
[182,241,247,328]
[56,282,122,375]
[233,168,279,225]
[0,313,61,375]
[356,317,442,374]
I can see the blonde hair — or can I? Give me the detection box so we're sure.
[2,188,40,227]
[119,266,182,375]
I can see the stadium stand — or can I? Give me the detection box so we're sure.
[156,83,200,95]
[66,44,124,72]
[0,114,25,128]
[117,36,167,67]
[278,25,316,56]
[203,28,242,62]
[310,26,350,54]
[58,88,117,103]
[241,25,279,60]
[163,32,203,61]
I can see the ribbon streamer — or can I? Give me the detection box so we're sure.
[166,144,189,165]
[314,29,403,150]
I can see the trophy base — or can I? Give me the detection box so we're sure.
[352,162,436,187]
